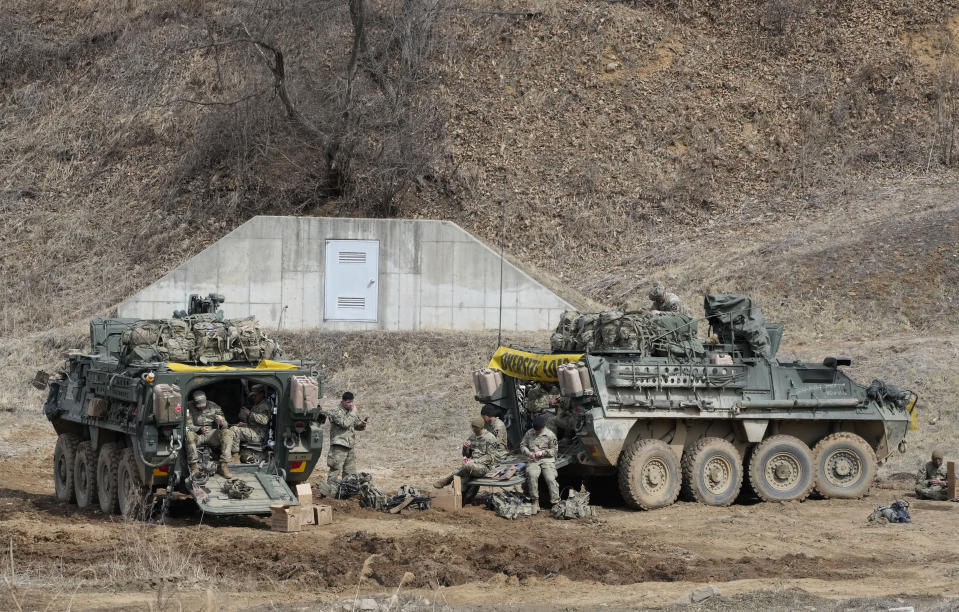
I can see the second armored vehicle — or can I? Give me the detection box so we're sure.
[474,294,917,509]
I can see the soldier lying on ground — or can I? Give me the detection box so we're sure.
[915,448,949,501]
[185,390,235,478]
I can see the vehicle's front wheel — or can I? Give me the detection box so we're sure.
[617,439,681,510]
[117,448,149,519]
[812,432,877,499]
[54,434,79,503]
[73,441,98,509]
[748,435,814,502]
[682,437,743,506]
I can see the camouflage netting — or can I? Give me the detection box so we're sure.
[121,314,280,364]
[550,309,704,357]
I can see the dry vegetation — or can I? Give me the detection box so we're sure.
[1,1,959,608]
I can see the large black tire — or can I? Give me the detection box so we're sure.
[812,432,877,499]
[73,441,98,509]
[617,439,681,510]
[682,437,743,507]
[54,433,79,503]
[97,442,120,514]
[748,435,814,502]
[117,448,149,519]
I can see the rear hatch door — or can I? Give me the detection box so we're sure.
[191,464,299,515]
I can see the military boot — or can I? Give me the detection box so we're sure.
[188,461,199,476]
[530,500,540,515]
[433,474,454,489]
[230,453,240,464]
[218,461,233,479]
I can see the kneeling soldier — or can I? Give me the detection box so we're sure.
[915,449,949,501]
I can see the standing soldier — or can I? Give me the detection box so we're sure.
[915,449,949,500]
[185,390,235,478]
[434,418,506,490]
[521,414,560,514]
[648,282,687,315]
[481,404,507,447]
[326,391,367,485]
[229,384,271,473]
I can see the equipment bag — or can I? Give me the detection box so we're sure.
[551,487,597,520]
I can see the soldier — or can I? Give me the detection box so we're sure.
[648,282,687,315]
[915,449,949,501]
[185,390,235,478]
[521,414,560,514]
[229,384,272,474]
[326,391,367,485]
[481,404,507,447]
[434,418,506,489]
[526,383,559,414]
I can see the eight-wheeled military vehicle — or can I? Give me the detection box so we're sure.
[475,294,918,509]
[39,294,326,518]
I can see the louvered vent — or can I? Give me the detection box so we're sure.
[337,297,365,309]
[338,251,366,264]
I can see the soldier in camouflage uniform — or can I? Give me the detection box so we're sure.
[648,282,687,315]
[521,414,560,513]
[326,391,367,484]
[434,418,506,489]
[229,384,272,473]
[481,404,507,447]
[526,383,559,414]
[185,390,235,478]
[915,449,949,501]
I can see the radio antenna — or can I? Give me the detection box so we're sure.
[497,198,506,348]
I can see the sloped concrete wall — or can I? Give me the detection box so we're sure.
[117,217,574,331]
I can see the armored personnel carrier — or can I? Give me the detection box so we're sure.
[474,294,918,509]
[38,294,326,518]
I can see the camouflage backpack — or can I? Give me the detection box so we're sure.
[551,487,596,520]
[487,490,537,519]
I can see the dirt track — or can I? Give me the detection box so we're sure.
[1,429,957,611]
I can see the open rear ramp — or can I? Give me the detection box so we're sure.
[190,464,299,515]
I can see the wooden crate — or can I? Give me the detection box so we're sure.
[270,504,300,532]
[948,461,957,500]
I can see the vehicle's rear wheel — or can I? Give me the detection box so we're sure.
[748,435,814,502]
[54,433,79,503]
[682,437,743,506]
[617,439,681,510]
[97,442,120,514]
[117,448,149,519]
[812,432,877,499]
[73,441,98,509]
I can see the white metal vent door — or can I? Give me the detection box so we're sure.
[325,240,379,321]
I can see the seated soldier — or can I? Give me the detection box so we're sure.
[521,414,560,514]
[481,404,507,447]
[434,418,506,491]
[185,390,235,478]
[915,449,949,500]
[229,384,272,465]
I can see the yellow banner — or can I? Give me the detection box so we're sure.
[166,360,301,372]
[488,346,584,383]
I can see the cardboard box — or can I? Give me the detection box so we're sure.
[297,504,316,526]
[314,504,333,525]
[294,483,313,506]
[270,504,300,532]
[948,461,957,500]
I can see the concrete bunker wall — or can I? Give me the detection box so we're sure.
[117,217,574,331]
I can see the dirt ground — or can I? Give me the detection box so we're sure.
[1,427,957,612]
